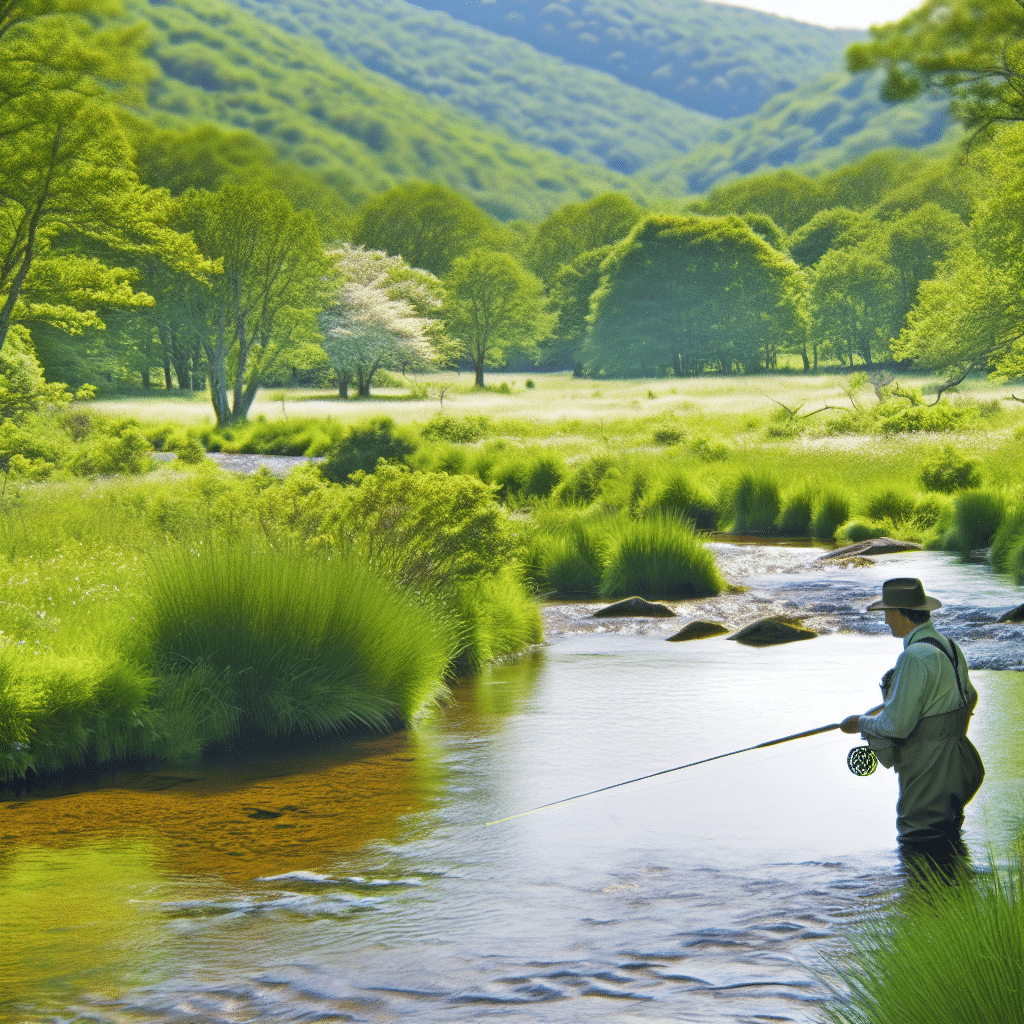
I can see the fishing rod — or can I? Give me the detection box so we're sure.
[485,706,884,827]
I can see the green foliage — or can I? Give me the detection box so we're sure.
[731,471,781,534]
[788,207,861,266]
[919,444,983,493]
[586,214,808,377]
[320,416,417,483]
[644,472,720,531]
[991,495,1024,581]
[862,488,918,525]
[535,522,608,598]
[555,454,616,505]
[600,514,725,600]
[812,489,852,540]
[821,851,1024,1024]
[420,413,491,443]
[776,485,816,536]
[945,488,1006,555]
[133,543,456,736]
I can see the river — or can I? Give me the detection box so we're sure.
[2,546,1022,1023]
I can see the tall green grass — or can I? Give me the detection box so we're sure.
[776,484,816,536]
[644,471,720,531]
[731,471,781,535]
[945,488,1007,556]
[132,543,457,737]
[821,853,1024,1024]
[536,522,608,597]
[600,515,725,599]
[812,489,851,541]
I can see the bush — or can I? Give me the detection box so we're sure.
[538,522,607,597]
[946,489,1006,556]
[600,515,724,599]
[731,471,781,535]
[320,416,417,483]
[69,418,153,476]
[420,413,490,443]
[689,435,730,462]
[991,496,1024,578]
[645,472,719,531]
[812,489,851,541]
[863,488,918,525]
[555,454,616,505]
[175,437,207,465]
[919,445,982,493]
[838,518,890,543]
[651,425,684,445]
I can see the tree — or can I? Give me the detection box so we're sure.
[352,182,501,277]
[175,181,331,425]
[585,214,808,377]
[0,0,207,355]
[441,250,551,387]
[847,0,1024,142]
[319,244,444,398]
[788,207,861,267]
[525,193,644,285]
[545,245,613,372]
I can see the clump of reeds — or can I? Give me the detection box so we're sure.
[644,471,720,531]
[945,488,1006,556]
[776,484,816,537]
[990,494,1024,583]
[133,542,457,738]
[600,515,724,599]
[731,471,780,535]
[820,852,1024,1024]
[537,521,607,597]
[812,488,851,541]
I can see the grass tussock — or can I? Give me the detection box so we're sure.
[730,471,781,535]
[600,515,725,600]
[944,488,1007,556]
[821,853,1024,1024]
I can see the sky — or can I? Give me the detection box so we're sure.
[711,0,922,29]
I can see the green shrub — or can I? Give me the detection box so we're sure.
[946,489,1006,555]
[822,852,1024,1024]
[812,489,851,540]
[651,425,684,445]
[731,471,781,535]
[838,518,890,543]
[134,542,457,736]
[919,445,983,493]
[689,435,730,462]
[863,488,918,525]
[69,418,153,476]
[776,485,815,537]
[645,472,719,531]
[420,413,490,443]
[320,416,416,483]
[912,493,952,530]
[175,437,207,465]
[525,379,535,389]
[991,497,1024,577]
[600,515,724,599]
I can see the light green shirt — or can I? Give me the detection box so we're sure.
[858,621,977,740]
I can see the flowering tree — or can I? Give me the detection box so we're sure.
[319,245,444,397]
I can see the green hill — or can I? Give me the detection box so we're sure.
[125,0,654,219]
[400,0,861,118]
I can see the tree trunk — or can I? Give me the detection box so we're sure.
[672,352,682,377]
[800,344,810,372]
[474,364,485,387]
[337,372,349,399]
[163,354,172,391]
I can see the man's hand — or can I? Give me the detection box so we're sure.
[839,715,862,734]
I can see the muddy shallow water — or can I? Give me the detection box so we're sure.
[2,546,1022,1023]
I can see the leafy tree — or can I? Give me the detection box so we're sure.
[847,0,1024,142]
[585,214,808,377]
[545,245,613,372]
[0,0,203,355]
[526,193,644,285]
[788,207,861,267]
[353,182,502,277]
[441,250,551,387]
[811,241,898,368]
[175,181,331,425]
[741,213,786,251]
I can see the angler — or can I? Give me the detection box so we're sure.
[840,577,985,848]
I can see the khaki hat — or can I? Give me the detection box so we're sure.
[867,577,942,612]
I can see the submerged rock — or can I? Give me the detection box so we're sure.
[729,616,818,646]
[666,620,730,642]
[818,537,922,560]
[592,597,675,618]
[997,603,1024,623]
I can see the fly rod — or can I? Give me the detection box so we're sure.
[485,705,884,827]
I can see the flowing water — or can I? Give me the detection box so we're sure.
[2,547,1022,1023]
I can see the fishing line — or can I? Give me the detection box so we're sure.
[485,720,847,827]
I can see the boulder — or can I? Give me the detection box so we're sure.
[729,616,818,646]
[997,603,1024,624]
[592,597,675,618]
[666,620,730,642]
[818,537,922,560]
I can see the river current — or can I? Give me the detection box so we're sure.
[2,546,1022,1023]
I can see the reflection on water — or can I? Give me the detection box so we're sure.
[1,552,1022,1023]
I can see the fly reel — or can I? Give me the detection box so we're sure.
[847,746,878,777]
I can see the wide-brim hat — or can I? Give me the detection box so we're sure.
[866,577,942,612]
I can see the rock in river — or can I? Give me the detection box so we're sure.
[667,620,730,641]
[729,616,818,646]
[818,537,922,560]
[997,603,1024,623]
[592,597,676,618]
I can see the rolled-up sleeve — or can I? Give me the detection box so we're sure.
[858,650,928,739]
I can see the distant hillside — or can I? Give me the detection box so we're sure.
[124,0,651,219]
[401,0,862,118]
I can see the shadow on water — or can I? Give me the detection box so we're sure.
[1,550,1022,1023]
